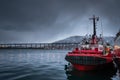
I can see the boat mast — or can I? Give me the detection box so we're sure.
[89,15,99,44]
[89,15,99,36]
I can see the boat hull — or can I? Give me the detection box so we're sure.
[72,62,113,71]
[65,54,113,71]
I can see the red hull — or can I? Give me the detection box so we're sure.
[73,64,97,71]
[72,62,113,71]
[65,53,113,71]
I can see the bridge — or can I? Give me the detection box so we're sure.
[0,43,81,50]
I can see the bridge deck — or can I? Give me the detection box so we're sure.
[0,43,80,50]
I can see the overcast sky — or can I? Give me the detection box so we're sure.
[0,0,120,43]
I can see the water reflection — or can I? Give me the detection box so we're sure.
[65,65,120,80]
[0,49,68,80]
[0,49,119,80]
[112,70,120,80]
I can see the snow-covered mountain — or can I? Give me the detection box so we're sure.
[53,36,115,45]
[53,36,84,43]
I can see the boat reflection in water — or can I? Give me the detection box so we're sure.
[65,64,120,80]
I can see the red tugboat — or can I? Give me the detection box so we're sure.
[65,15,113,71]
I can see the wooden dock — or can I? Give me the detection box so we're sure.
[0,43,80,50]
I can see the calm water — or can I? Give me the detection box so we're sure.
[0,49,119,80]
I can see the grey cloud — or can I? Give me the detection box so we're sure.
[0,0,120,43]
